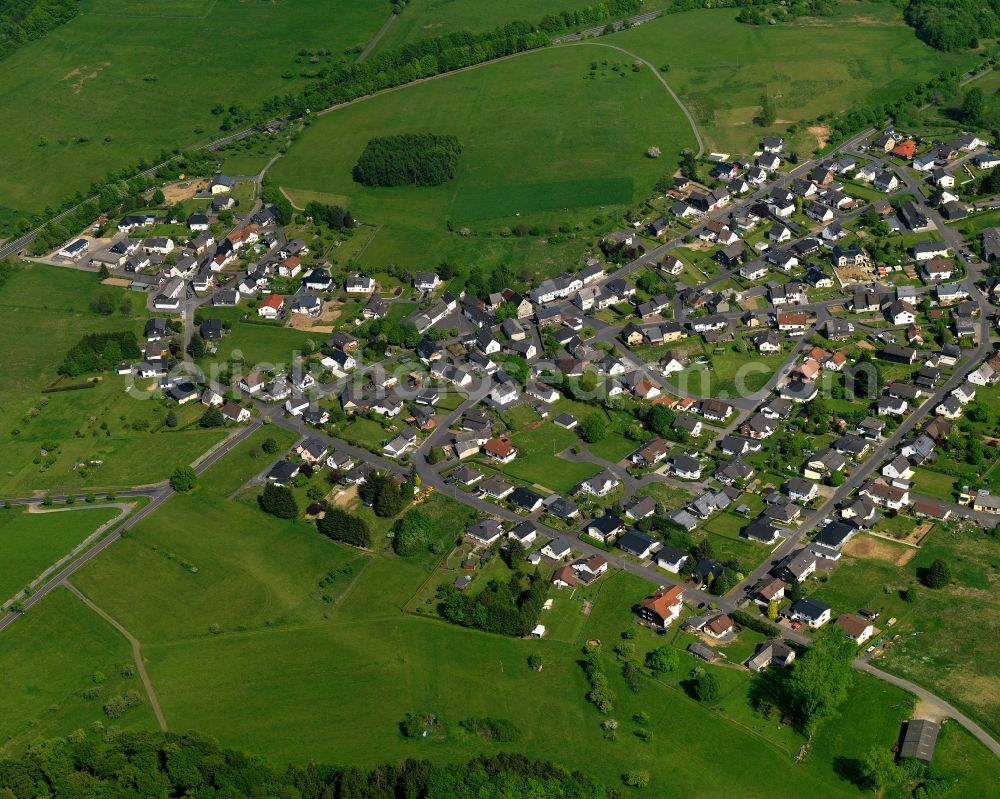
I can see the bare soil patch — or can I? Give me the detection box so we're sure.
[807,124,831,150]
[331,485,358,507]
[100,277,132,288]
[163,179,207,203]
[843,535,906,563]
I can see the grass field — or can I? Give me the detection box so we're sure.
[0,586,158,753]
[374,0,604,52]
[2,436,997,795]
[0,506,118,602]
[610,4,978,154]
[811,527,1000,738]
[496,422,600,494]
[0,0,390,217]
[271,44,697,279]
[0,263,227,494]
[199,318,322,373]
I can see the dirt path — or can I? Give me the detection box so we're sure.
[63,580,168,732]
[357,12,397,63]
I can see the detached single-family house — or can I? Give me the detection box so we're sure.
[637,586,684,629]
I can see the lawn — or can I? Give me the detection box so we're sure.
[270,44,697,279]
[0,0,390,217]
[610,4,978,154]
[586,430,644,463]
[911,466,959,502]
[0,506,118,602]
[497,423,601,494]
[200,318,323,373]
[338,417,394,450]
[634,481,694,511]
[0,263,228,494]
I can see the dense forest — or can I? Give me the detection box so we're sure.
[0,733,616,799]
[0,0,77,62]
[352,134,463,187]
[904,0,1000,50]
[59,331,142,376]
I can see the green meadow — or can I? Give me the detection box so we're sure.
[373,0,606,52]
[0,0,389,217]
[270,44,697,277]
[610,4,978,154]
[0,586,158,754]
[0,433,991,795]
[0,263,226,495]
[0,506,118,602]
[811,528,1000,739]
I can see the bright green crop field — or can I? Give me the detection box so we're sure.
[271,44,696,277]
[0,0,391,218]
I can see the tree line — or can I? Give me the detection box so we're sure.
[23,148,218,254]
[352,134,462,187]
[0,732,618,799]
[304,200,356,230]
[0,0,77,63]
[59,331,142,376]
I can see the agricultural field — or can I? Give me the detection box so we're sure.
[811,526,1000,738]
[270,44,697,280]
[0,0,392,218]
[610,4,978,154]
[0,505,118,602]
[0,263,227,495]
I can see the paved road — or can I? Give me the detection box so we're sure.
[854,659,1000,758]
[0,421,263,632]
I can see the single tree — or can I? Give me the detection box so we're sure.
[693,671,719,702]
[922,559,951,589]
[860,745,900,796]
[170,466,197,492]
[188,335,206,358]
[646,646,679,674]
[165,410,178,428]
[200,407,224,428]
[258,483,298,519]
[262,437,279,454]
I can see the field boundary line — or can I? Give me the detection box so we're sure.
[63,579,168,732]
